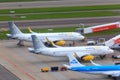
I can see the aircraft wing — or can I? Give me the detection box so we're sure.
[42,37,63,42]
[45,37,62,47]
[72,52,95,61]
[37,37,62,42]
[74,52,91,58]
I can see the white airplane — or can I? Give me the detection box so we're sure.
[28,34,114,61]
[64,53,120,80]
[105,34,120,50]
[87,34,120,51]
[6,21,85,46]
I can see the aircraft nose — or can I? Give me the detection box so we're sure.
[109,49,114,53]
[81,36,85,40]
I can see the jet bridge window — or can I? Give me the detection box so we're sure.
[76,28,84,34]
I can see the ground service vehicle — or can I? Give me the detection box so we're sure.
[41,67,49,72]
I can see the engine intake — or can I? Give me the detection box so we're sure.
[54,40,65,46]
[81,55,95,61]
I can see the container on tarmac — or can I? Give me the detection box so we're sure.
[51,66,59,72]
[60,67,67,71]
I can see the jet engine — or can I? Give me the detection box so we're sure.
[54,40,66,46]
[74,53,95,62]
[81,55,95,61]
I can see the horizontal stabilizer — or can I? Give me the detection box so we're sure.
[63,64,71,69]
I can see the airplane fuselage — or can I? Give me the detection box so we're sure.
[71,65,120,72]
[70,65,120,77]
[35,46,113,56]
[12,32,84,42]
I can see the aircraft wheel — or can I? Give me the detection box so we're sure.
[17,41,24,46]
[99,55,106,59]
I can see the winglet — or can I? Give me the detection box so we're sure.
[46,37,61,47]
[46,37,54,45]
[74,52,79,58]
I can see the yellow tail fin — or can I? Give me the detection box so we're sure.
[28,27,33,33]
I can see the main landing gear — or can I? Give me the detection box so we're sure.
[17,40,24,46]
[99,55,106,59]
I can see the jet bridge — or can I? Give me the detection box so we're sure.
[77,22,120,34]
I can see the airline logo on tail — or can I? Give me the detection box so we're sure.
[70,59,78,64]
[114,38,120,44]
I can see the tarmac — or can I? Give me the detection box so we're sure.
[0,64,20,80]
[0,0,120,9]
[0,40,120,80]
[0,1,120,80]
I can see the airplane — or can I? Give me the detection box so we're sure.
[87,34,120,51]
[105,34,120,50]
[6,21,85,46]
[28,34,114,61]
[64,53,120,80]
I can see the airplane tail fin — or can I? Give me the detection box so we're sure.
[105,34,120,47]
[31,34,46,50]
[7,21,23,39]
[8,21,23,34]
[64,53,85,69]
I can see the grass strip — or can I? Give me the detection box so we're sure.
[0,11,118,21]
[0,0,53,2]
[0,4,120,14]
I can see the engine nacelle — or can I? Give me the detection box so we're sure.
[54,40,66,46]
[81,55,95,61]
